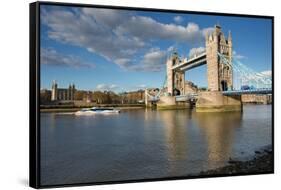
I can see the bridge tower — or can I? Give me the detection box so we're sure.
[206,25,233,91]
[166,52,185,96]
[51,80,58,101]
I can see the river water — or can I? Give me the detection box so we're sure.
[40,105,272,186]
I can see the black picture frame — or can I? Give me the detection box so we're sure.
[30,1,274,188]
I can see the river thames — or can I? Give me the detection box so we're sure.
[40,105,272,185]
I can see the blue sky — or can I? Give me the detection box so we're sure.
[40,5,272,92]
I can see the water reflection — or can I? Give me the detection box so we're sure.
[159,110,190,161]
[195,112,242,168]
[157,109,243,171]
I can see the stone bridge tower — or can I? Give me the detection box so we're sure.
[51,80,58,101]
[166,52,185,96]
[206,25,233,91]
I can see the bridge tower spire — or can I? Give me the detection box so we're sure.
[206,25,233,91]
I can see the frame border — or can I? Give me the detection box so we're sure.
[29,1,274,189]
[30,2,40,188]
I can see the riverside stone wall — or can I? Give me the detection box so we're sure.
[241,94,272,104]
[196,91,242,112]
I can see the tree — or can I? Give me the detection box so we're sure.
[74,91,86,100]
[92,91,110,104]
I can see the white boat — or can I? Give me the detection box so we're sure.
[75,107,120,115]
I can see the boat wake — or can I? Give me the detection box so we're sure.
[75,107,120,116]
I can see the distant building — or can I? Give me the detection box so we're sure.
[51,81,76,101]
[120,90,145,104]
[40,89,51,104]
[184,81,198,94]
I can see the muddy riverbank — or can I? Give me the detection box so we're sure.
[198,146,273,176]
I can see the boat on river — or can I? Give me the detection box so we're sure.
[75,107,120,115]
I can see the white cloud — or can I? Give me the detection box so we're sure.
[202,27,214,36]
[96,84,119,91]
[42,7,144,64]
[233,51,246,59]
[81,8,128,29]
[115,58,131,68]
[113,48,170,72]
[42,7,213,72]
[41,48,94,68]
[174,16,183,23]
[128,48,168,72]
[260,70,272,77]
[137,84,147,88]
[167,46,175,52]
[188,47,205,58]
[115,17,205,43]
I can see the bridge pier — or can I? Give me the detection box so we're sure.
[156,96,191,110]
[196,91,242,112]
[146,101,157,108]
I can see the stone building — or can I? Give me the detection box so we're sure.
[206,25,233,91]
[121,90,145,104]
[184,81,198,94]
[51,81,76,101]
[40,89,51,104]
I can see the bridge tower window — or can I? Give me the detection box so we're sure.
[223,66,230,77]
[221,80,228,91]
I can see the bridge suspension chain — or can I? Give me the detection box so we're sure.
[218,52,272,90]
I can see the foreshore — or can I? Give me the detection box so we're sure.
[198,146,273,176]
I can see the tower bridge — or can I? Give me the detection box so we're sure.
[167,24,233,96]
[145,24,272,111]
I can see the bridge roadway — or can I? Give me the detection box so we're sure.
[147,88,272,102]
[222,88,272,95]
[172,52,206,71]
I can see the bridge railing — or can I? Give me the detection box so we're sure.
[222,88,272,95]
[148,97,160,102]
[175,94,197,101]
